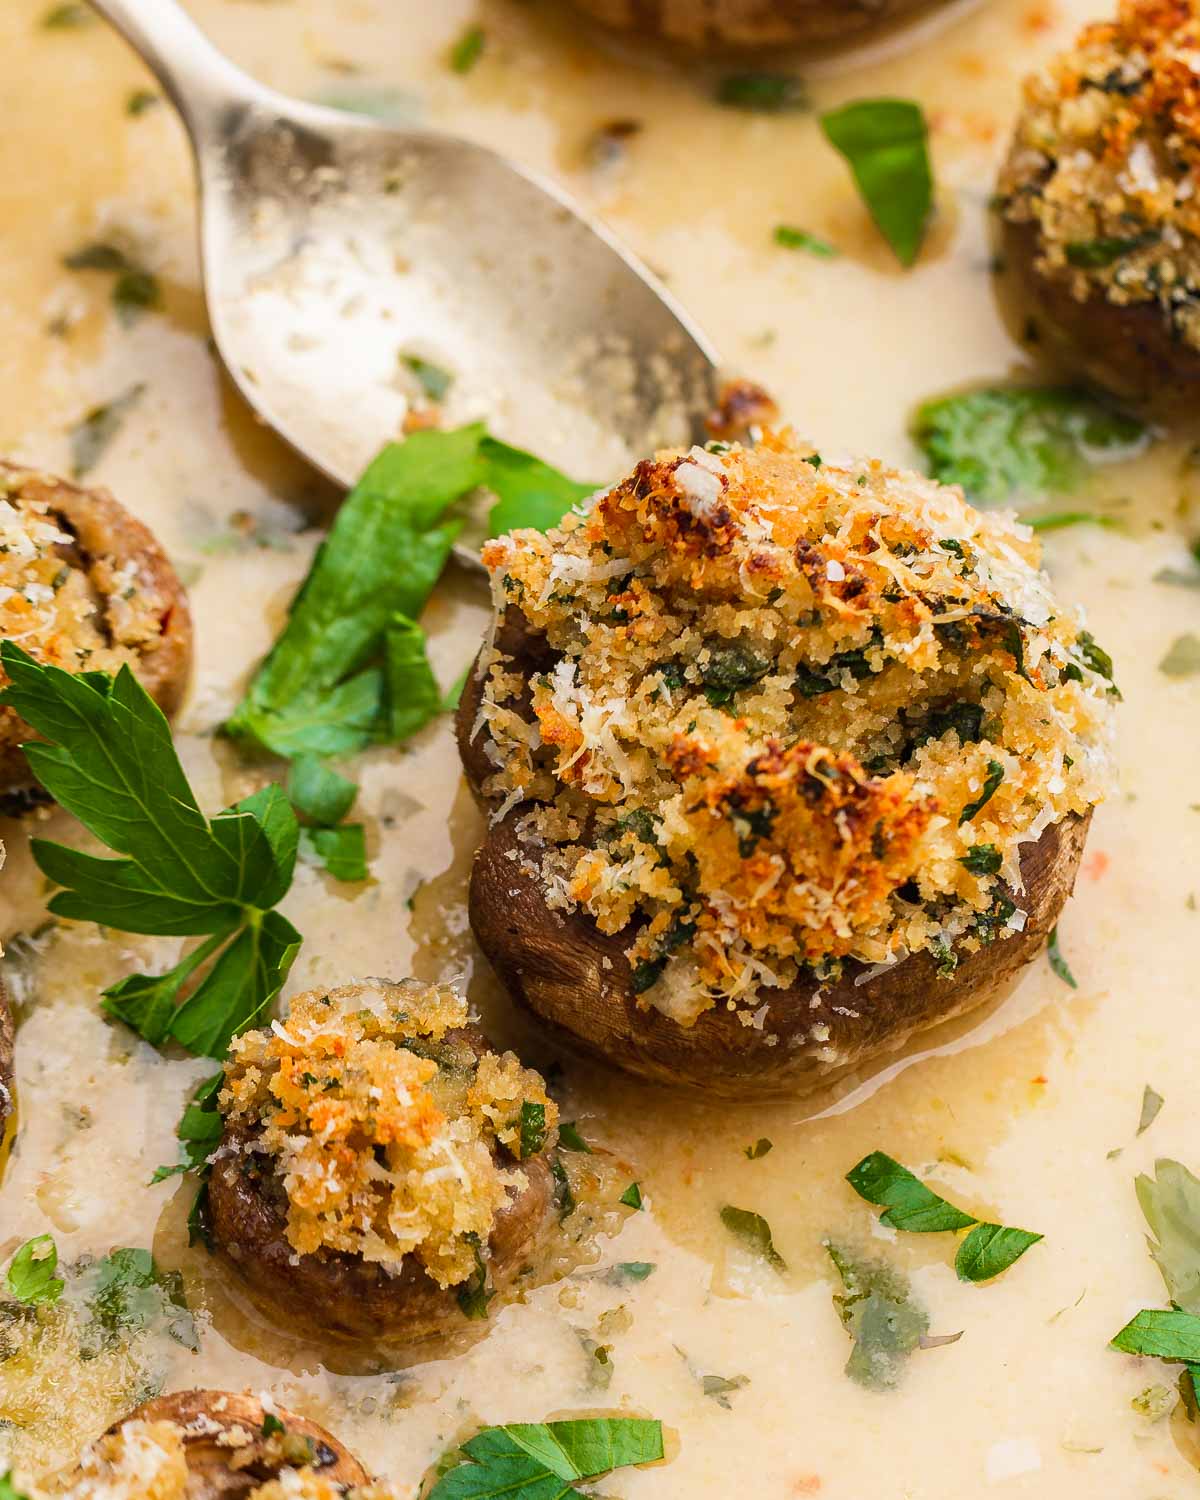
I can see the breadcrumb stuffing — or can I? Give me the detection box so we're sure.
[475,432,1116,1024]
[0,469,171,759]
[999,0,1200,345]
[33,1419,397,1500]
[220,979,557,1288]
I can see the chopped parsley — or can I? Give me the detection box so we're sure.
[773,225,839,257]
[719,1205,786,1271]
[819,99,932,267]
[959,760,1004,824]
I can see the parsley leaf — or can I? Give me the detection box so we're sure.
[954,1224,1043,1282]
[518,1101,548,1158]
[5,1235,64,1305]
[719,1205,787,1270]
[286,753,357,825]
[825,1241,929,1389]
[1138,1086,1165,1137]
[846,1152,975,1232]
[69,382,145,477]
[480,436,594,537]
[427,1418,664,1499]
[0,643,301,1058]
[819,99,932,266]
[959,843,1001,876]
[1136,1159,1200,1314]
[82,1246,197,1354]
[557,1122,592,1153]
[846,1150,1042,1280]
[1112,1309,1200,1362]
[151,1072,223,1184]
[912,385,1147,506]
[1160,633,1200,679]
[620,1181,644,1210]
[606,1261,655,1284]
[448,24,485,73]
[0,1473,30,1500]
[745,1137,774,1159]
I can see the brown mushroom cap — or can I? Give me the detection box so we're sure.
[0,978,13,1144]
[1000,218,1200,415]
[0,462,193,797]
[108,1390,368,1498]
[457,649,1091,1098]
[207,1023,557,1345]
[565,0,960,51]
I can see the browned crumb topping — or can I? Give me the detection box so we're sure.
[999,0,1200,345]
[0,470,171,754]
[472,432,1116,1025]
[38,1419,396,1500]
[220,980,557,1287]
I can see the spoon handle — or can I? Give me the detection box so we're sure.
[86,0,264,140]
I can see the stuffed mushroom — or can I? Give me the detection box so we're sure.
[48,1390,377,1500]
[458,431,1116,1096]
[0,462,192,800]
[206,979,562,1345]
[996,0,1200,410]
[565,0,958,51]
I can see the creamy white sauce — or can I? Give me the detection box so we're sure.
[2,0,1200,1492]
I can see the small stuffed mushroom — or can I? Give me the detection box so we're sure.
[565,0,960,51]
[0,462,192,799]
[55,1390,375,1500]
[207,979,560,1345]
[996,0,1200,411]
[458,431,1117,1097]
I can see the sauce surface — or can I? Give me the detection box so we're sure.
[2,0,1200,1494]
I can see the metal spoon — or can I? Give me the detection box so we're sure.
[89,0,720,510]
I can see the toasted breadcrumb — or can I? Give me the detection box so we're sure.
[475,432,1116,1024]
[999,0,1200,344]
[220,980,557,1287]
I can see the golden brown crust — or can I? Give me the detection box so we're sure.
[1001,218,1200,413]
[458,650,1091,1096]
[468,806,1089,1096]
[207,1024,557,1344]
[0,978,13,1140]
[566,0,955,50]
[110,1390,367,1497]
[0,462,193,796]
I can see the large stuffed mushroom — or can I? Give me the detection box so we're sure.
[458,431,1116,1097]
[206,979,560,1345]
[0,462,192,801]
[56,1390,376,1500]
[996,0,1200,412]
[565,0,963,51]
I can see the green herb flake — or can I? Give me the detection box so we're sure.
[1138,1086,1165,1137]
[773,225,839,257]
[518,1100,548,1158]
[1112,1308,1200,1362]
[700,1372,750,1407]
[286,753,357,825]
[824,1240,929,1390]
[959,760,1004,825]
[426,1418,664,1500]
[846,1151,976,1233]
[0,642,301,1060]
[0,1472,31,1500]
[605,1261,655,1285]
[69,382,145,477]
[959,843,1001,877]
[1131,1384,1178,1422]
[717,72,807,112]
[954,1223,1043,1282]
[1135,1159,1200,1314]
[298,824,368,883]
[448,24,485,74]
[82,1247,197,1353]
[719,1205,786,1270]
[1160,633,1200,679]
[557,1121,592,1153]
[126,89,159,116]
[819,99,932,267]
[402,353,453,402]
[261,1413,286,1438]
[1047,925,1078,988]
[1065,231,1159,268]
[620,1181,644,1210]
[41,2,91,26]
[745,1137,773,1160]
[912,386,1146,506]
[5,1235,64,1305]
[455,1235,493,1321]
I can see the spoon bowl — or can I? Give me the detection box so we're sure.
[90,0,720,496]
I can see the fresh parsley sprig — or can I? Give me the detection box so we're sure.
[0,642,301,1058]
[427,1418,664,1499]
[224,425,592,762]
[847,1151,1043,1281]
